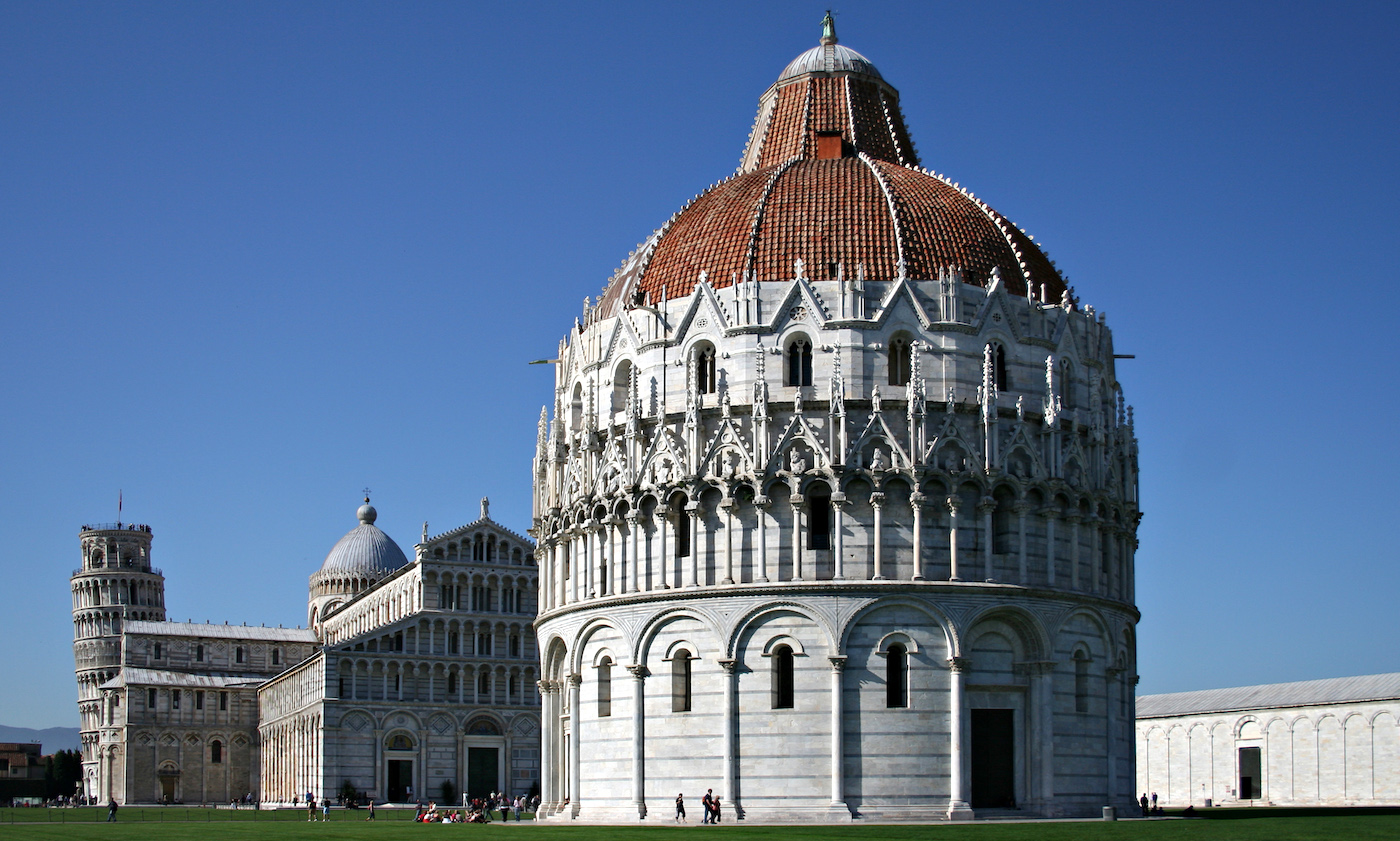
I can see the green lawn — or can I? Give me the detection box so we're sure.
[1,812,1399,841]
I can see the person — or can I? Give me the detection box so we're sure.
[308,796,317,822]
[322,797,330,821]
[1151,792,1158,810]
[675,793,686,822]
[106,799,118,822]
[1139,793,1149,817]
[701,789,713,824]
[366,799,375,821]
[513,796,522,821]
[712,796,722,824]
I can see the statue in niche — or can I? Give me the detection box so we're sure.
[789,449,807,475]
[870,448,887,472]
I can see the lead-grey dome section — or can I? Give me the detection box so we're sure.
[778,43,881,82]
[319,522,408,575]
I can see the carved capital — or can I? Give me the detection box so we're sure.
[828,655,848,672]
[946,496,961,515]
[910,492,926,506]
[869,492,885,507]
[978,496,996,514]
[626,664,650,681]
[947,657,973,673]
[716,658,737,675]
[568,673,582,688]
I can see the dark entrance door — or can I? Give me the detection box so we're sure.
[971,708,1016,808]
[1238,747,1261,800]
[387,760,412,802]
[467,747,498,800]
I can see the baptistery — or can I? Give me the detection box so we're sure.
[532,16,1140,821]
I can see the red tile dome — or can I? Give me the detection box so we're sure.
[596,25,1067,317]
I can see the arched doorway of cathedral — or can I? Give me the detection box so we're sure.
[157,761,180,804]
[463,716,505,800]
[384,731,417,803]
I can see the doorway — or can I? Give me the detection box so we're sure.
[467,747,499,799]
[970,708,1016,808]
[387,760,413,802]
[1238,747,1261,800]
[159,775,176,804]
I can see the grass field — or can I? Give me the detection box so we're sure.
[2,810,1399,841]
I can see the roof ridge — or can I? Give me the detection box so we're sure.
[860,154,906,276]
[743,157,802,282]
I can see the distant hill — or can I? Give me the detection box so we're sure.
[0,725,81,752]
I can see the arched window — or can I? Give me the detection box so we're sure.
[510,635,521,657]
[447,673,458,695]
[771,645,795,709]
[271,648,281,666]
[671,649,692,712]
[888,337,912,386]
[674,497,691,559]
[994,343,1009,391]
[570,383,584,430]
[210,740,222,764]
[1074,650,1090,713]
[697,344,718,395]
[786,337,813,387]
[387,734,414,751]
[478,672,491,697]
[597,656,613,717]
[613,360,633,414]
[807,487,832,550]
[235,646,244,664]
[1060,359,1075,408]
[886,643,908,708]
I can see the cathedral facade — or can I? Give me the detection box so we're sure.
[71,499,540,805]
[532,18,1141,821]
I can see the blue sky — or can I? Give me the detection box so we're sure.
[2,1,1396,729]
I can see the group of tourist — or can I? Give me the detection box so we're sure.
[675,789,723,824]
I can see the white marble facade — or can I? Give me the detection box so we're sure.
[532,25,1141,821]
[1136,674,1400,807]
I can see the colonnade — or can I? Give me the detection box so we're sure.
[535,652,1060,819]
[538,484,1135,614]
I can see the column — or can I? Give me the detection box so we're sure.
[791,493,805,581]
[1105,667,1123,807]
[1067,515,1082,591]
[718,659,738,814]
[686,503,700,588]
[1014,504,1028,584]
[627,665,648,818]
[1034,662,1057,814]
[568,674,582,817]
[585,521,597,598]
[756,495,770,582]
[721,501,735,584]
[607,518,620,596]
[1088,518,1101,595]
[871,492,885,580]
[1043,511,1057,586]
[980,497,995,581]
[538,681,554,815]
[946,657,973,819]
[569,532,580,603]
[831,493,846,580]
[829,656,849,812]
[658,511,670,590]
[947,496,962,581]
[627,513,640,594]
[911,493,925,581]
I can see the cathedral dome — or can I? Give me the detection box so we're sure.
[595,20,1066,317]
[318,499,408,576]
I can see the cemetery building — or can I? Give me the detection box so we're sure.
[531,16,1142,822]
[1136,672,1400,807]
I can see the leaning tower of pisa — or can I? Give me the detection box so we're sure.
[71,521,165,800]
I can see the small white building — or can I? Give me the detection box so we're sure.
[1136,673,1400,807]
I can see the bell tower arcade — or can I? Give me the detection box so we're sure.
[71,522,165,800]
